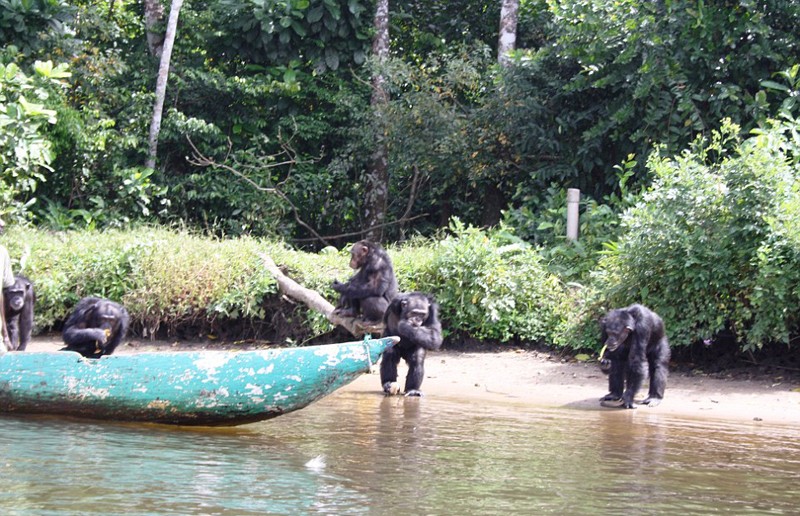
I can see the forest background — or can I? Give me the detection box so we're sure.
[2,0,800,360]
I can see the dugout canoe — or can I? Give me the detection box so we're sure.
[0,336,396,426]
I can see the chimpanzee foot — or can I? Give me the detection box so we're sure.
[334,307,358,318]
[600,393,622,402]
[404,389,424,397]
[383,382,400,395]
[642,397,662,407]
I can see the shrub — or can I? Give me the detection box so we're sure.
[597,118,800,350]
[423,219,565,343]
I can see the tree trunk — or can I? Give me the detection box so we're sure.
[363,0,390,242]
[145,0,183,171]
[258,253,385,338]
[480,0,519,226]
[144,0,165,59]
[497,0,519,67]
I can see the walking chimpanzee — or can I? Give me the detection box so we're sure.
[599,304,670,409]
[62,297,129,358]
[3,275,34,351]
[380,292,443,397]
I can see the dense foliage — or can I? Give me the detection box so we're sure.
[0,224,568,346]
[595,116,800,351]
[2,0,800,353]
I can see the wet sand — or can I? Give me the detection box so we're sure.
[24,336,800,425]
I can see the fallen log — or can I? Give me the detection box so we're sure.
[258,253,384,338]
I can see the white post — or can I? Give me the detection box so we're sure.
[566,188,580,241]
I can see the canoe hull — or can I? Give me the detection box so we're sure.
[0,337,394,426]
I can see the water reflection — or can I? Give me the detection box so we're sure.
[0,390,798,515]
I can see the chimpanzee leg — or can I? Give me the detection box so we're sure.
[404,347,428,396]
[6,317,20,351]
[380,346,402,391]
[643,340,670,406]
[601,358,625,401]
[622,355,648,408]
[361,296,389,323]
[17,308,32,351]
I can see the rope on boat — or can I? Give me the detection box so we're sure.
[362,333,376,373]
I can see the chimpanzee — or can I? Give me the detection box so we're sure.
[3,275,34,351]
[62,297,130,358]
[380,292,443,396]
[599,304,670,409]
[331,240,399,323]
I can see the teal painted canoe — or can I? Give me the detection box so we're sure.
[0,336,396,426]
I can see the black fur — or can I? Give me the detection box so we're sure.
[3,275,34,351]
[600,304,670,408]
[380,292,443,396]
[332,240,399,322]
[62,297,129,358]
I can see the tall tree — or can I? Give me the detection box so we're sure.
[144,0,165,58]
[146,0,183,171]
[475,0,520,227]
[363,0,390,241]
[497,0,519,66]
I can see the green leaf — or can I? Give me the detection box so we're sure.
[307,5,323,23]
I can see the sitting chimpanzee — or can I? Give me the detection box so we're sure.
[3,275,34,351]
[380,292,443,397]
[62,297,129,358]
[599,304,670,409]
[332,240,398,324]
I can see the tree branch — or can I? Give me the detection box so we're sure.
[186,136,332,247]
[258,253,385,338]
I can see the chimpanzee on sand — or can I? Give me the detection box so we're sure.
[599,304,670,409]
[380,292,443,397]
[62,297,129,358]
[332,240,398,324]
[3,275,34,351]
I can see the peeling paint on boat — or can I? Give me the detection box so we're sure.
[0,337,397,426]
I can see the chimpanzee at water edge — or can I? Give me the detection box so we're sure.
[599,303,670,409]
[380,292,443,397]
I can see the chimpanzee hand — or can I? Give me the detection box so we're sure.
[331,279,344,292]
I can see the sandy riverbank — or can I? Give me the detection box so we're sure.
[23,336,800,425]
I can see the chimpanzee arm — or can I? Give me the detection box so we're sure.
[398,301,443,351]
[102,307,129,355]
[398,321,442,351]
[63,326,108,346]
[336,264,393,300]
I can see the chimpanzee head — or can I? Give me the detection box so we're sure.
[349,240,373,269]
[601,308,635,352]
[3,276,31,312]
[88,301,124,333]
[397,293,436,327]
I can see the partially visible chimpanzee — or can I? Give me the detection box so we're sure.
[380,292,443,396]
[62,297,130,358]
[599,304,670,409]
[332,240,398,323]
[3,275,34,351]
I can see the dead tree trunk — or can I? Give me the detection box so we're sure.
[146,0,184,170]
[259,253,385,338]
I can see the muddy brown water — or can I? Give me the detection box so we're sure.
[1,384,798,515]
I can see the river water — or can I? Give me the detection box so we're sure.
[1,388,798,515]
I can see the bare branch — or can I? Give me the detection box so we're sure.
[258,253,387,338]
[185,136,332,246]
[291,213,429,243]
